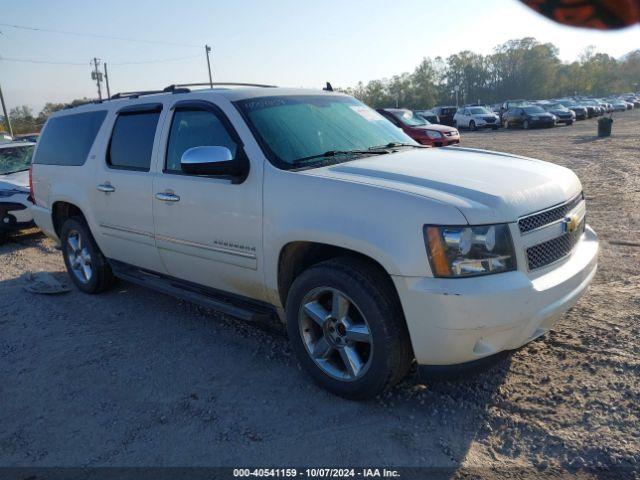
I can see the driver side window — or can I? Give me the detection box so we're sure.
[165,109,238,174]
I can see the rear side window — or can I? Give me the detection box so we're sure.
[108,112,160,171]
[33,111,107,166]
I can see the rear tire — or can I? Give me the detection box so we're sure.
[60,217,115,294]
[285,257,413,400]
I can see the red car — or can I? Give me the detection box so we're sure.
[376,108,460,147]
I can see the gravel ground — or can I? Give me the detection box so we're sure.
[1,110,638,477]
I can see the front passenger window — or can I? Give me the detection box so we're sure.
[166,109,238,173]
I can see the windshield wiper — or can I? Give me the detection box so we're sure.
[367,142,427,150]
[294,149,389,165]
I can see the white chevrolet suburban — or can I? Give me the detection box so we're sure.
[30,85,598,399]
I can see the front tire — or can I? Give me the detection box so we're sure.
[61,217,115,294]
[469,120,477,131]
[523,120,530,130]
[286,257,413,400]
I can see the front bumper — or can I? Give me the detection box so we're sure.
[392,225,598,366]
[474,119,498,129]
[0,200,35,232]
[530,119,555,128]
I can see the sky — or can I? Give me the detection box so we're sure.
[0,0,639,112]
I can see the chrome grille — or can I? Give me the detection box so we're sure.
[518,193,584,233]
[526,220,585,270]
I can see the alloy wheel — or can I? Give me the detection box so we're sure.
[298,287,373,381]
[66,229,93,284]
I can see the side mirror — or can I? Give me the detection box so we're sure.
[180,146,246,180]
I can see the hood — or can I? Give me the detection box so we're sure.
[411,124,456,133]
[0,170,30,192]
[304,147,581,225]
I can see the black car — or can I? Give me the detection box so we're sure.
[499,99,529,119]
[556,100,588,120]
[431,106,457,126]
[502,105,555,129]
[541,103,575,125]
[414,109,439,124]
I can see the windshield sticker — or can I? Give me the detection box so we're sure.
[350,106,383,121]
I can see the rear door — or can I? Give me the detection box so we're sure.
[91,103,166,272]
[151,98,265,300]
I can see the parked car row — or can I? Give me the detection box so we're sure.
[385,92,639,137]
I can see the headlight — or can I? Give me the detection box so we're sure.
[424,224,516,277]
[426,130,442,139]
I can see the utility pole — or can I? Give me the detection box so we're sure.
[91,57,103,100]
[205,45,213,88]
[0,81,13,137]
[103,63,111,99]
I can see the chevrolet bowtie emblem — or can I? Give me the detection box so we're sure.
[563,215,580,233]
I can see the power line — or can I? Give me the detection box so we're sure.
[110,54,201,65]
[0,57,86,65]
[0,22,201,48]
[0,54,201,66]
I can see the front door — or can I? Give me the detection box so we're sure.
[91,105,166,272]
[152,100,265,301]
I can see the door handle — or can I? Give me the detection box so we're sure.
[155,192,180,202]
[97,183,115,193]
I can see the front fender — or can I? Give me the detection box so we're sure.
[262,165,468,302]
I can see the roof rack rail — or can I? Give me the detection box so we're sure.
[109,82,275,101]
[168,82,277,89]
[110,89,165,100]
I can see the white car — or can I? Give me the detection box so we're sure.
[0,141,36,243]
[453,106,500,130]
[30,85,598,399]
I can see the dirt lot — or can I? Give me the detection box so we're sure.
[1,111,638,476]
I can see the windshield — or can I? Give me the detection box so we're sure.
[548,103,568,111]
[468,107,490,114]
[0,145,34,175]
[523,106,545,114]
[236,95,415,169]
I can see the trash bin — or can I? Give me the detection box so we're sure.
[598,116,613,137]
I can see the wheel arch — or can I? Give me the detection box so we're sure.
[51,201,88,237]
[276,241,402,312]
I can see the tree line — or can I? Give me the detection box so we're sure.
[2,37,639,135]
[341,37,640,109]
[2,99,91,135]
